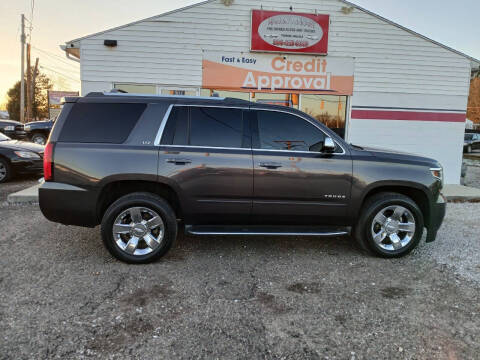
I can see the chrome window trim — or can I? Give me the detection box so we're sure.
[251,148,344,155]
[159,144,250,151]
[154,104,347,155]
[153,104,174,146]
[154,104,249,147]
[103,92,226,101]
[253,107,346,155]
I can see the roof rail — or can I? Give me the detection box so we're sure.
[83,92,258,103]
[100,91,227,101]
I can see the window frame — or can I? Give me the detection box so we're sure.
[155,105,346,154]
[156,104,251,150]
[251,108,346,155]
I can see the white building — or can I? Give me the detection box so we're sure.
[61,0,480,184]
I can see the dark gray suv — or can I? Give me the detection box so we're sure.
[39,92,446,263]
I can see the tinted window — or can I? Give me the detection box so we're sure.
[190,107,244,148]
[465,134,473,140]
[59,103,146,143]
[256,111,326,152]
[161,106,188,145]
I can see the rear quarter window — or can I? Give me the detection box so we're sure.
[58,103,146,143]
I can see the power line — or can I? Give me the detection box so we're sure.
[31,49,80,74]
[32,45,72,61]
[39,65,81,83]
[31,46,79,68]
[37,60,80,77]
[25,0,35,43]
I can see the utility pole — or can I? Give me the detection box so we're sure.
[20,14,25,123]
[26,43,32,122]
[31,58,39,120]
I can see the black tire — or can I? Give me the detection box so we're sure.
[101,192,178,264]
[0,158,11,183]
[354,192,424,258]
[31,133,47,145]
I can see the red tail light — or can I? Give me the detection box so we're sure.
[43,142,54,181]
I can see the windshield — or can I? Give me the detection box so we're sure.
[0,133,11,141]
[465,134,474,141]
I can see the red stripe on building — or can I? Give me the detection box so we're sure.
[351,109,466,123]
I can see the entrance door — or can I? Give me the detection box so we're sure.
[251,109,352,225]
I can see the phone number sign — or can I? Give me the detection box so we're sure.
[251,10,330,55]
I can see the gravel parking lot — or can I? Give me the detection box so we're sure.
[0,175,38,204]
[1,188,479,359]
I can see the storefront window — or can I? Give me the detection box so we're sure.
[114,83,156,94]
[252,93,295,107]
[199,90,349,139]
[161,89,197,96]
[200,89,250,100]
[300,94,347,138]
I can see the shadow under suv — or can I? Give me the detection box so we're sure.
[39,92,446,263]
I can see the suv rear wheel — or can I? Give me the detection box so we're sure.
[355,192,424,258]
[101,192,177,263]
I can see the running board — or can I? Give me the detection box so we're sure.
[185,225,350,237]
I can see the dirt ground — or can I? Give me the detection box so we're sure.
[0,196,479,359]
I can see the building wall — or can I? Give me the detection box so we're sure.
[75,0,472,183]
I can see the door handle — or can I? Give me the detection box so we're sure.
[259,162,282,169]
[166,158,192,165]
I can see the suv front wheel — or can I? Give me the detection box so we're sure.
[101,192,178,263]
[31,133,47,145]
[355,192,424,258]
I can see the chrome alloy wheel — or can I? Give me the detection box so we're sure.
[33,136,46,145]
[112,207,165,256]
[370,205,416,251]
[0,162,6,182]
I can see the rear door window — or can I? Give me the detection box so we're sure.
[58,103,146,143]
[160,106,188,145]
[190,107,244,148]
[161,106,247,148]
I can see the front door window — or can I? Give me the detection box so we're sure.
[255,110,326,152]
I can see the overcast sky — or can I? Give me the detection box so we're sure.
[1,0,479,107]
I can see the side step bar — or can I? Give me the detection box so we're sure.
[185,225,350,237]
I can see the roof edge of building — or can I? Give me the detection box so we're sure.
[340,0,480,65]
[62,0,480,66]
[64,0,216,45]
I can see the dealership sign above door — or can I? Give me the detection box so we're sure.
[202,52,354,95]
[251,10,330,54]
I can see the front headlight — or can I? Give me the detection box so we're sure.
[430,167,443,185]
[4,125,15,131]
[24,125,31,130]
[14,151,41,159]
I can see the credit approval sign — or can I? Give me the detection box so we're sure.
[202,52,354,95]
[251,10,330,54]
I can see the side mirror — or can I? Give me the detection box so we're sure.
[323,137,336,153]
